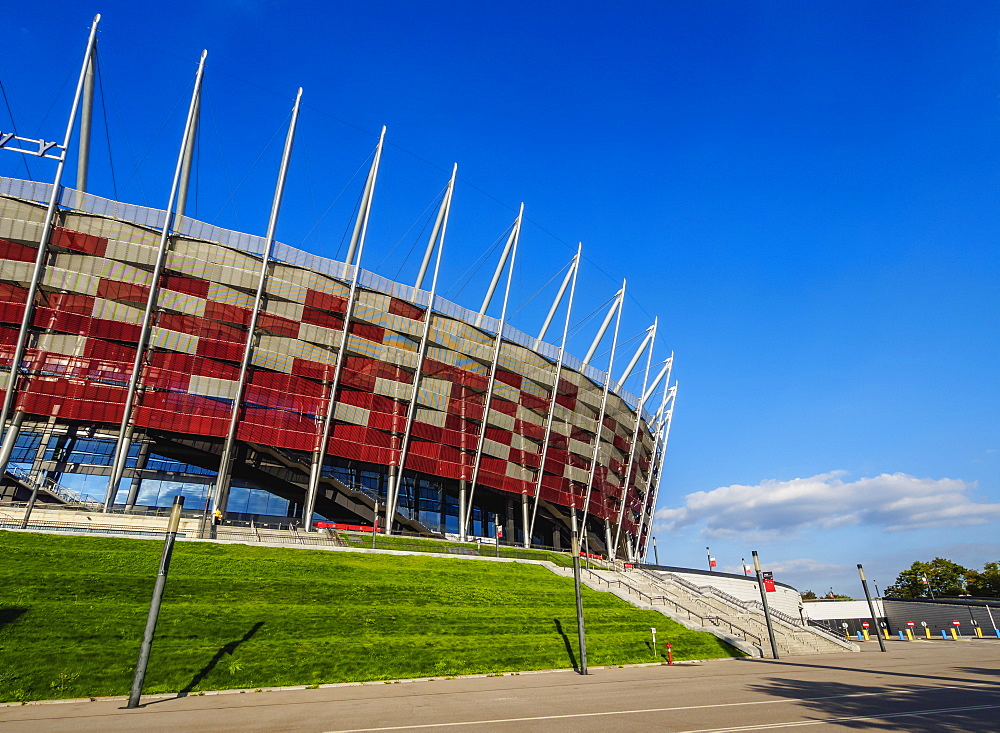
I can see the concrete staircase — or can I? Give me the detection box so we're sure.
[582,566,858,657]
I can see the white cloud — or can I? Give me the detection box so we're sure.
[655,471,1000,538]
[719,557,842,576]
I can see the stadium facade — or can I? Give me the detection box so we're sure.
[0,17,675,560]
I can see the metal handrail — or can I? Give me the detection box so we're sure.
[6,466,102,509]
[583,568,763,647]
[640,569,854,650]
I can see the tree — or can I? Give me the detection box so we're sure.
[801,590,817,601]
[966,561,1000,598]
[884,558,970,599]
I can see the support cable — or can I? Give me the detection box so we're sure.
[0,67,34,181]
[210,114,288,223]
[118,86,189,197]
[94,52,118,200]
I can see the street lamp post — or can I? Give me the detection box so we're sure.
[752,551,779,659]
[857,563,887,653]
[128,496,185,707]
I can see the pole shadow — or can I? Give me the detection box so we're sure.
[0,607,27,631]
[554,619,578,672]
[175,621,265,697]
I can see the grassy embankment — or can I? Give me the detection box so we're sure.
[0,531,741,702]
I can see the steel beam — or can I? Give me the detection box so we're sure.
[527,246,581,545]
[386,164,457,533]
[102,50,208,510]
[304,128,386,526]
[211,88,303,518]
[578,282,624,553]
[463,205,523,538]
[0,15,101,475]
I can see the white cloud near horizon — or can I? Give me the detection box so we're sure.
[655,471,1000,538]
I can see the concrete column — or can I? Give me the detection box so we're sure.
[0,411,26,474]
[125,436,153,509]
[521,494,530,548]
[458,479,467,541]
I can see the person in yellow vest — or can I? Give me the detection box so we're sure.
[213,509,223,526]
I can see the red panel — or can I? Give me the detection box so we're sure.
[45,292,94,314]
[83,339,136,364]
[196,338,244,362]
[519,392,548,411]
[0,238,36,262]
[97,278,150,304]
[258,312,299,337]
[135,406,230,437]
[51,227,108,256]
[448,397,484,422]
[0,282,27,303]
[484,427,512,445]
[305,289,348,314]
[161,273,211,298]
[508,448,540,469]
[0,301,25,325]
[612,434,630,453]
[367,411,406,433]
[489,398,517,417]
[150,352,240,380]
[89,317,142,343]
[349,322,385,343]
[450,382,485,402]
[555,393,576,410]
[513,419,545,440]
[388,298,425,320]
[204,301,252,327]
[244,384,323,415]
[292,357,336,382]
[32,306,89,335]
[301,307,343,330]
[494,369,522,389]
[159,312,244,342]
[341,369,375,392]
[249,369,324,397]
[557,379,579,397]
[547,433,568,450]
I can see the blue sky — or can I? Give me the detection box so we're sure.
[2,1,998,595]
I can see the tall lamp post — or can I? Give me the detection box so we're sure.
[752,551,779,659]
[857,563,886,653]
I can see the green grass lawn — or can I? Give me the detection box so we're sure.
[346,532,577,567]
[0,530,741,702]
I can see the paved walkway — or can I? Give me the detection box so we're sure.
[2,641,998,732]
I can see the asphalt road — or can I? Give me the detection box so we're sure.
[2,641,998,732]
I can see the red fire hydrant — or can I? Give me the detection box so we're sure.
[666,642,674,665]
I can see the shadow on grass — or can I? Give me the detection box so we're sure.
[175,621,265,697]
[553,619,578,672]
[0,607,27,631]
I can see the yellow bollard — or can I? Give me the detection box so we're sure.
[976,627,983,638]
[862,630,870,641]
[883,629,890,640]
[905,629,914,641]
[950,628,958,640]
[925,628,932,639]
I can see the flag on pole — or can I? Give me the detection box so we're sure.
[709,557,717,568]
[497,524,503,539]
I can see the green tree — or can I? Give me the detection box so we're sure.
[800,590,817,601]
[966,561,1000,598]
[884,558,969,599]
